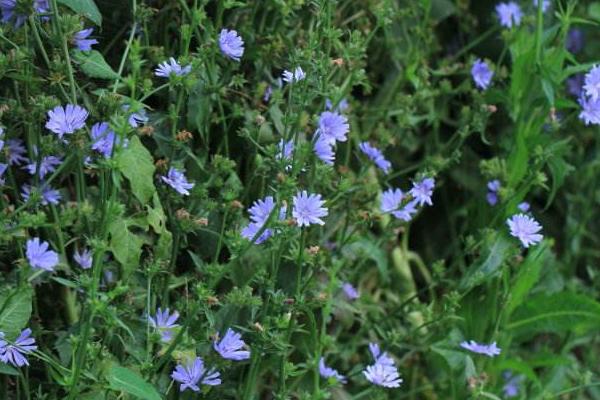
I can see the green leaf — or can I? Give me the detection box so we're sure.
[589,2,600,22]
[73,50,118,80]
[108,220,146,280]
[0,363,19,376]
[430,0,457,22]
[508,292,600,335]
[344,239,390,283]
[116,136,156,205]
[460,234,512,290]
[506,241,550,316]
[106,366,162,400]
[0,288,33,339]
[58,0,102,25]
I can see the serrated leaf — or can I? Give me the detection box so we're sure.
[116,136,156,205]
[508,292,600,335]
[74,50,118,80]
[0,288,33,339]
[107,366,162,400]
[58,0,102,25]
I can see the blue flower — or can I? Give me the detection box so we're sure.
[409,177,435,206]
[0,0,49,27]
[161,167,194,195]
[507,213,543,248]
[533,0,550,12]
[263,85,273,102]
[471,59,493,90]
[316,111,349,144]
[486,179,501,206]
[518,202,530,212]
[21,184,61,205]
[73,28,98,51]
[380,188,403,213]
[319,358,346,384]
[45,104,89,140]
[460,340,501,357]
[359,142,391,174]
[567,74,584,97]
[241,196,285,244]
[276,139,294,161]
[6,139,27,165]
[124,106,148,128]
[90,122,124,158]
[583,65,600,102]
[219,29,244,61]
[282,67,305,83]
[292,191,328,227]
[314,137,335,165]
[171,357,221,392]
[342,282,359,300]
[503,371,523,398]
[393,200,418,222]
[579,95,600,125]
[155,58,191,78]
[363,343,402,388]
[149,308,179,343]
[26,237,59,271]
[73,248,92,269]
[0,163,6,185]
[214,328,250,361]
[24,154,62,179]
[496,2,522,28]
[325,98,349,113]
[567,28,584,54]
[0,328,37,367]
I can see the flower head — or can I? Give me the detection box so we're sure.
[314,137,335,165]
[90,122,123,158]
[409,177,435,206]
[214,328,250,361]
[503,371,523,398]
[0,163,6,185]
[282,67,306,83]
[579,95,600,125]
[583,65,600,102]
[533,0,550,12]
[0,328,37,367]
[518,202,530,212]
[241,196,284,244]
[219,29,244,61]
[26,237,59,271]
[507,213,543,248]
[6,139,27,165]
[171,357,221,392]
[392,200,418,222]
[380,188,403,213]
[487,179,501,206]
[363,343,402,388]
[73,28,98,51]
[161,167,194,195]
[316,111,349,144]
[0,0,49,27]
[45,104,89,139]
[292,191,328,227]
[73,248,92,269]
[24,155,62,179]
[155,58,191,78]
[342,282,359,300]
[319,358,347,384]
[460,340,501,357]
[149,308,179,343]
[359,142,391,174]
[471,59,494,90]
[326,98,349,113]
[276,139,294,161]
[496,2,522,28]
[21,184,61,205]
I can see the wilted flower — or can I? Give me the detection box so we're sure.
[409,178,435,206]
[359,142,391,174]
[314,137,335,165]
[0,328,37,367]
[342,282,359,300]
[276,139,294,161]
[149,308,179,343]
[26,237,59,271]
[460,340,501,357]
[73,249,92,269]
[155,58,192,78]
[171,357,221,392]
[507,213,543,248]
[6,139,27,165]
[45,104,89,139]
[282,67,306,83]
[219,29,244,61]
[471,59,494,90]
[292,191,328,227]
[161,167,194,195]
[0,0,49,27]
[319,358,347,384]
[214,328,250,361]
[316,111,349,144]
[263,85,273,102]
[73,28,98,51]
[21,184,61,205]
[363,343,402,388]
[583,65,600,102]
[496,2,522,28]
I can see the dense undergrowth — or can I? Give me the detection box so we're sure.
[1,0,600,399]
